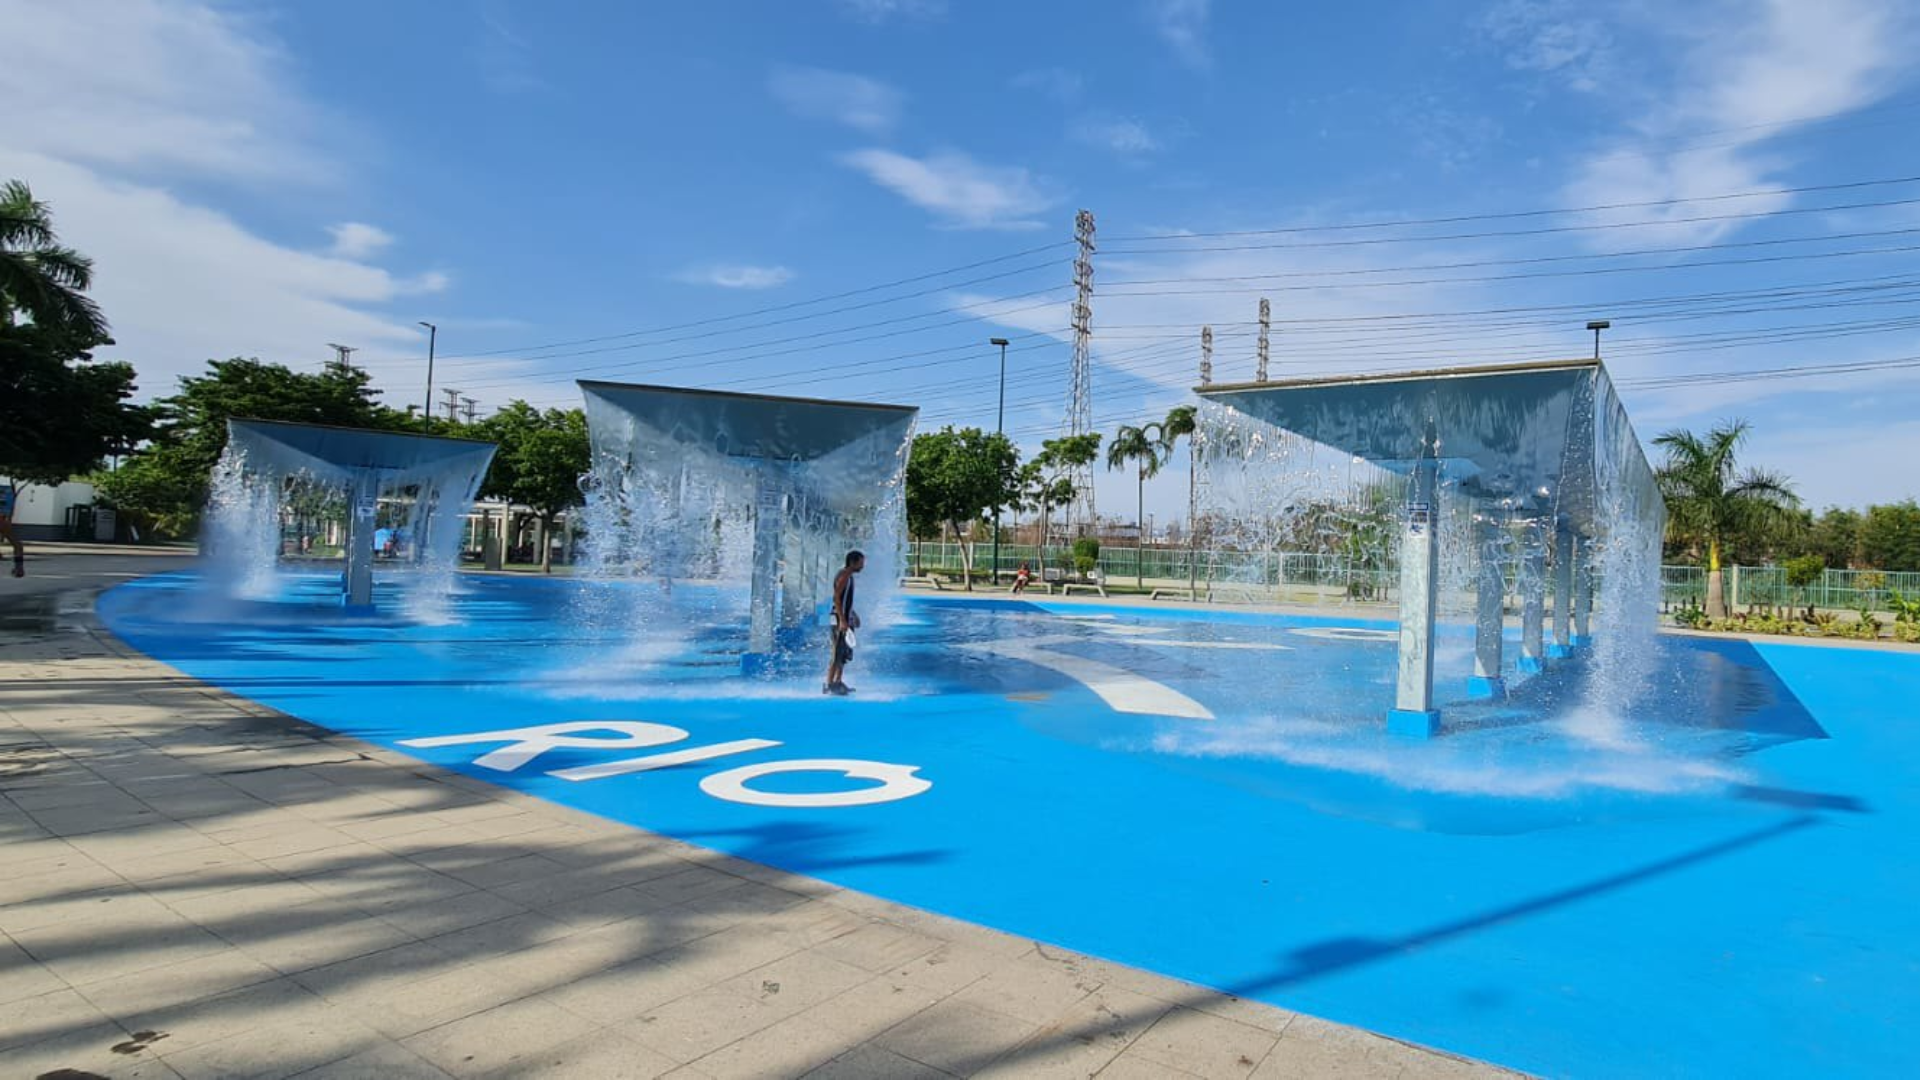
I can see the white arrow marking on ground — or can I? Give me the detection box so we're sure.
[1134,640,1294,651]
[960,637,1213,720]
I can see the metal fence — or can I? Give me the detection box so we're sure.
[911,541,1920,610]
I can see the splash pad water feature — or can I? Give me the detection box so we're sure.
[94,373,1920,1077]
[1196,359,1662,737]
[206,419,496,608]
[576,380,916,674]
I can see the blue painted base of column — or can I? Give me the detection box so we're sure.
[1571,634,1594,647]
[740,652,781,677]
[1465,675,1507,700]
[1387,708,1442,739]
[1547,643,1573,659]
[1517,655,1545,674]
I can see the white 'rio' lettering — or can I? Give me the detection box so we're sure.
[700,759,932,808]
[399,721,687,772]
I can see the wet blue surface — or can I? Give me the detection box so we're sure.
[99,571,1920,1079]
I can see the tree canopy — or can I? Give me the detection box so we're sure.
[1655,419,1798,616]
[94,358,406,535]
[905,425,1020,587]
[470,401,591,570]
[1,179,146,486]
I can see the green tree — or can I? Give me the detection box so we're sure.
[1,180,107,339]
[94,358,404,536]
[1803,507,1863,569]
[1,180,147,490]
[1028,433,1099,576]
[1106,424,1164,588]
[1857,499,1920,572]
[1654,420,1798,618]
[471,401,590,572]
[905,426,1020,590]
[1157,404,1199,592]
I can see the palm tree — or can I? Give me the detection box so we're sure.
[1158,405,1199,593]
[1,180,109,341]
[1655,420,1798,618]
[1106,424,1164,587]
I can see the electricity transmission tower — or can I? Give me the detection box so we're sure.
[442,387,463,423]
[1257,298,1270,382]
[326,343,357,374]
[1066,209,1097,535]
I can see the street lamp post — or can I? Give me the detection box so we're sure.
[990,337,1010,585]
[1586,319,1610,361]
[419,321,438,432]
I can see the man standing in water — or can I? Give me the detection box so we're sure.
[824,549,864,695]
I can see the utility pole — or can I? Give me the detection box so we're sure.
[1066,209,1097,536]
[1256,298,1270,382]
[1199,325,1213,386]
[419,322,438,433]
[442,387,462,424]
[326,343,357,374]
[990,336,1010,584]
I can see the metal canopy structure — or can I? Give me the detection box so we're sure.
[577,381,916,463]
[1197,359,1661,738]
[225,419,497,607]
[578,381,918,672]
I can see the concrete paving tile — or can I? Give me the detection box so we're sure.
[0,941,70,1006]
[483,1027,682,1079]
[534,882,686,930]
[112,843,262,888]
[805,1042,955,1079]
[288,940,458,1004]
[167,877,332,928]
[156,1006,378,1080]
[1124,1007,1279,1080]
[419,909,578,964]
[492,864,662,909]
[290,1039,453,1078]
[715,949,872,1021]
[631,865,752,906]
[0,1020,181,1080]
[223,912,418,976]
[0,885,168,935]
[0,986,117,1052]
[442,851,571,889]
[230,826,362,862]
[1253,1015,1482,1079]
[875,998,1041,1075]
[950,951,1105,1025]
[800,973,954,1042]
[371,889,528,940]
[757,899,871,950]
[336,961,532,1040]
[120,976,334,1056]
[73,948,283,1021]
[688,1013,857,1079]
[627,988,782,1064]
[399,994,599,1077]
[810,920,947,973]
[974,986,1173,1080]
[24,912,233,987]
[1096,1050,1205,1078]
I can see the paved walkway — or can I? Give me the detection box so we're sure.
[1,555,1511,1079]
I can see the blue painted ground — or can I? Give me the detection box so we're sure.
[99,571,1920,1079]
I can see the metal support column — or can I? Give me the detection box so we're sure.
[1549,524,1575,658]
[1519,520,1547,674]
[344,471,377,607]
[743,474,785,674]
[1468,517,1507,699]
[1573,543,1594,646]
[1388,456,1441,738]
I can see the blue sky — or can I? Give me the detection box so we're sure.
[4,0,1919,517]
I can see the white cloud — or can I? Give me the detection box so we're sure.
[768,66,903,133]
[0,0,463,407]
[1564,0,1915,246]
[839,149,1059,231]
[0,0,325,183]
[1481,0,1614,92]
[1073,117,1159,156]
[474,0,545,94]
[676,264,796,290]
[1144,0,1212,70]
[325,222,394,260]
[835,0,945,23]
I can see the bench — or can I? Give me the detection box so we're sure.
[899,575,946,591]
[1206,587,1261,605]
[1149,587,1197,601]
[1060,582,1107,597]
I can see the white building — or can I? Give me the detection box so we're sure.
[0,477,106,541]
